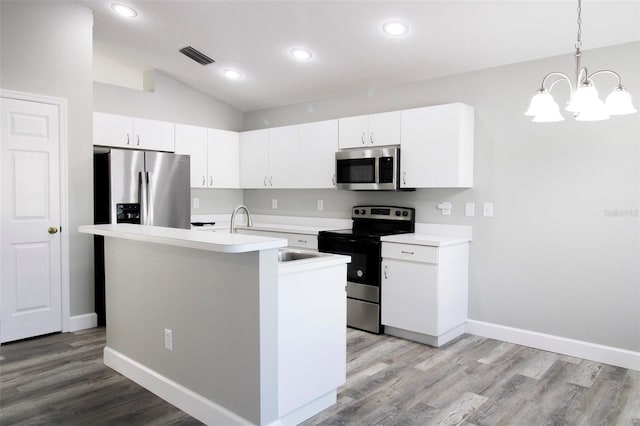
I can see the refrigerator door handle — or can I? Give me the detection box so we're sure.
[145,171,153,225]
[139,171,148,225]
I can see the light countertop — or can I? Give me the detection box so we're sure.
[79,224,287,253]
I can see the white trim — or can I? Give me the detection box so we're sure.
[0,89,71,334]
[466,319,640,371]
[103,346,254,426]
[68,313,97,332]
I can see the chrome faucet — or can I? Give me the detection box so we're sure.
[230,205,253,233]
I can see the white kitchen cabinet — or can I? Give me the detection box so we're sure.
[93,112,175,152]
[381,241,469,347]
[208,129,240,188]
[175,125,240,188]
[175,124,208,188]
[240,129,270,188]
[268,125,299,188]
[338,111,401,149]
[299,119,338,188]
[400,103,474,188]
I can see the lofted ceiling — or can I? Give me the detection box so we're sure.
[81,1,640,112]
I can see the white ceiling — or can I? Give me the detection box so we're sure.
[82,1,640,112]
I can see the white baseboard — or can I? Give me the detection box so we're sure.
[466,319,640,371]
[103,347,253,425]
[68,313,97,332]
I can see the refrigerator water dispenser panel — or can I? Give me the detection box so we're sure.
[116,203,141,224]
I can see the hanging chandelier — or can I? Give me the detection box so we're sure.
[525,0,636,122]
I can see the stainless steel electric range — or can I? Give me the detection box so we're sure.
[318,205,415,334]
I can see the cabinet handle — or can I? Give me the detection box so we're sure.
[297,239,307,243]
[264,177,267,187]
[402,172,407,185]
[401,250,415,255]
[202,176,206,186]
[361,132,366,144]
[370,132,374,144]
[269,176,273,186]
[126,133,130,145]
[332,174,336,186]
[209,176,213,186]
[384,264,388,279]
[136,135,140,146]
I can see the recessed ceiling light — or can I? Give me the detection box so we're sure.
[290,48,313,61]
[382,21,409,36]
[222,69,242,80]
[111,3,138,18]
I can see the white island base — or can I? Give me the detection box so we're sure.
[80,225,349,426]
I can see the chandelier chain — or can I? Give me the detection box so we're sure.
[575,0,582,50]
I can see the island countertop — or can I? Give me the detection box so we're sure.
[79,223,287,253]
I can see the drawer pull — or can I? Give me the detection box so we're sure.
[384,264,389,279]
[401,250,415,255]
[297,239,307,243]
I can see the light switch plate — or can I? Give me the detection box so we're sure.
[193,198,199,209]
[317,200,324,211]
[164,328,173,351]
[272,199,278,209]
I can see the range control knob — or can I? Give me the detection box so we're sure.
[359,209,366,215]
[395,210,401,216]
[354,210,360,215]
[402,211,409,217]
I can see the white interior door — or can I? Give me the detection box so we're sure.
[1,98,62,343]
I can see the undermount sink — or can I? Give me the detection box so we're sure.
[278,249,324,262]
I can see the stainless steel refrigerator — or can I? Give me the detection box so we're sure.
[93,148,191,325]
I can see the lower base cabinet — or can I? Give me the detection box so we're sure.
[381,242,469,347]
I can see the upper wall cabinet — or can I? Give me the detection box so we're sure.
[338,111,401,149]
[240,129,270,188]
[93,112,175,152]
[175,124,208,188]
[400,103,474,188]
[299,120,338,188]
[208,129,240,189]
[175,124,240,189]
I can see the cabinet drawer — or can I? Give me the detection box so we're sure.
[382,243,438,263]
[286,233,318,250]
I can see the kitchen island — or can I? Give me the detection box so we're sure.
[79,224,349,426]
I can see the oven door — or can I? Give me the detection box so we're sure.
[318,235,380,298]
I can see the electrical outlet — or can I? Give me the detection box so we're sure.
[193,198,199,209]
[465,202,475,217]
[317,200,324,211]
[272,199,278,209]
[483,202,494,217]
[164,328,173,351]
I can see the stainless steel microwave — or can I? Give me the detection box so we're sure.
[335,146,401,190]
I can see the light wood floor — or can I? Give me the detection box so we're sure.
[1,327,638,425]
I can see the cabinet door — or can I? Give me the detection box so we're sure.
[368,111,401,146]
[175,124,207,188]
[299,120,338,188]
[93,112,133,148]
[133,117,175,152]
[208,129,240,188]
[381,258,438,335]
[338,115,369,149]
[400,103,474,188]
[240,129,269,188]
[268,125,299,188]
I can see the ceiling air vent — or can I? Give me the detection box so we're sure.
[179,46,215,65]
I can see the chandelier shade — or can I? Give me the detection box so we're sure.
[526,0,636,122]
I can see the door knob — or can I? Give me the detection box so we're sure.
[48,226,58,234]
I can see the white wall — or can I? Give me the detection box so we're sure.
[0,1,95,316]
[94,70,244,131]
[243,42,640,352]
